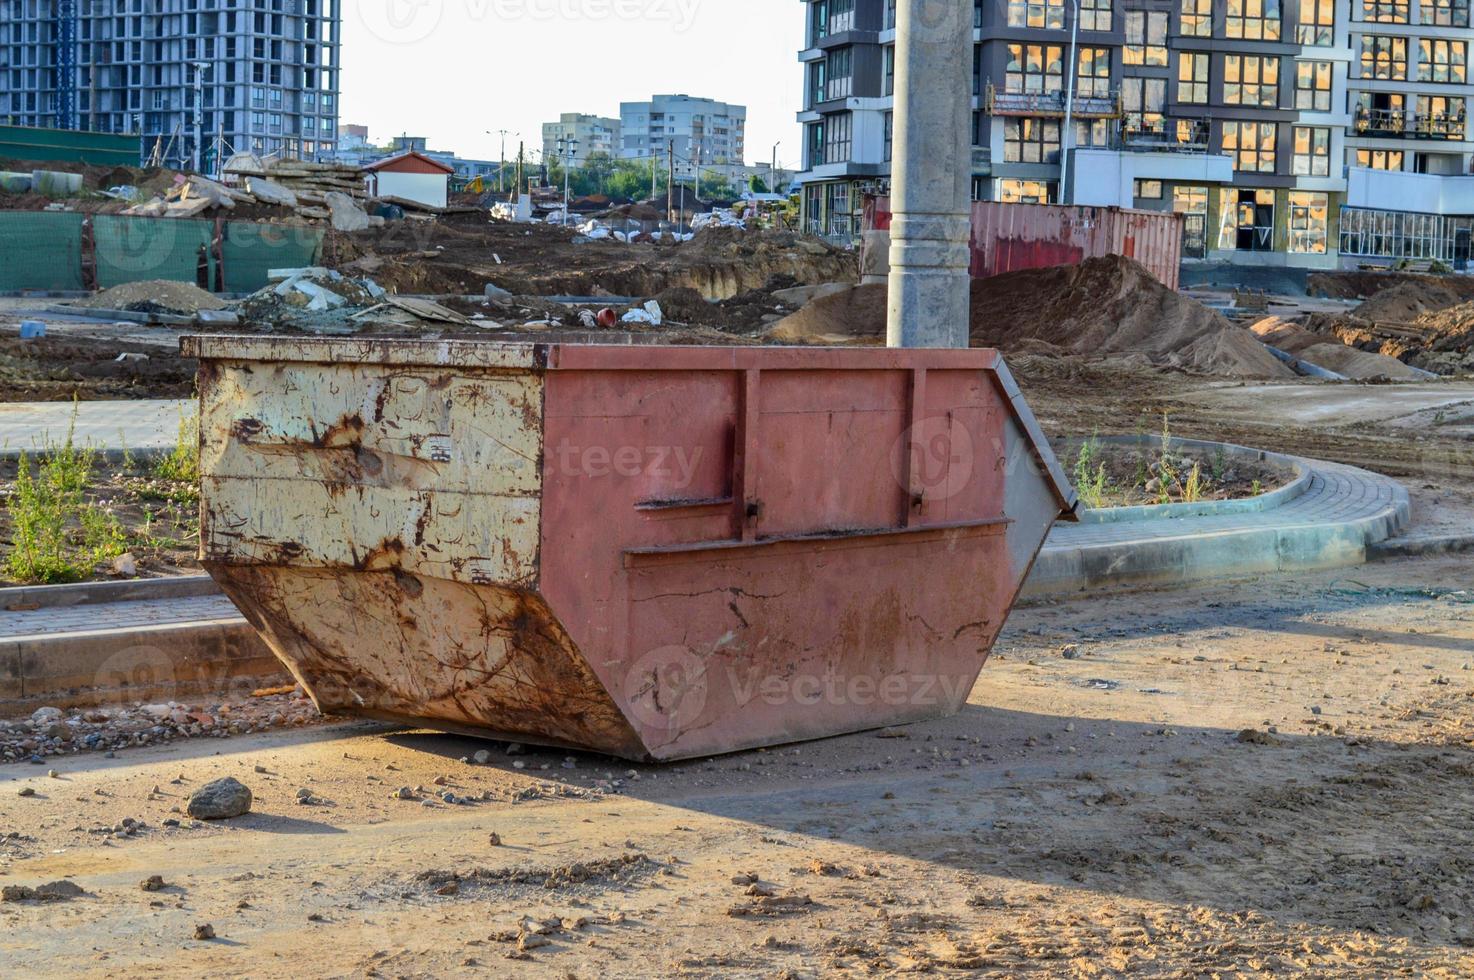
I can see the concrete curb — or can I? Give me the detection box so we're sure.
[1,618,284,709]
[1,575,220,612]
[1368,534,1474,561]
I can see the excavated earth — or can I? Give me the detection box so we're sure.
[323,219,858,301]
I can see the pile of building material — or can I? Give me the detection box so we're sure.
[233,267,472,333]
[1302,278,1474,375]
[122,173,254,218]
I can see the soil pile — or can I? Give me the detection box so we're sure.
[1249,316,1427,380]
[71,280,227,316]
[1352,281,1473,323]
[1307,269,1474,303]
[325,222,855,301]
[771,257,1292,378]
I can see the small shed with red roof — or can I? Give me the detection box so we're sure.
[364,150,454,210]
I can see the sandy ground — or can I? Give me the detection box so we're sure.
[0,556,1470,977]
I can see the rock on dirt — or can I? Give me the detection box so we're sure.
[2,880,84,902]
[186,777,253,820]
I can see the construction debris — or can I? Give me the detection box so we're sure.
[70,280,228,317]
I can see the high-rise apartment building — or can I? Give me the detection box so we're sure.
[619,94,747,177]
[797,0,1474,268]
[541,112,622,165]
[0,0,342,168]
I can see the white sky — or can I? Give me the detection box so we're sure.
[338,0,804,168]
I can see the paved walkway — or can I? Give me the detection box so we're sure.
[0,399,194,455]
[1028,456,1409,595]
[0,594,239,640]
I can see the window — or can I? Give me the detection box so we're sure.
[1123,78,1167,133]
[1295,61,1333,111]
[1362,36,1408,80]
[1181,0,1212,35]
[1292,126,1331,176]
[823,112,852,164]
[1008,0,1066,28]
[1417,95,1466,138]
[1356,149,1404,169]
[1080,0,1113,31]
[1124,12,1168,66]
[1419,40,1467,84]
[1077,47,1112,98]
[1004,118,1062,163]
[1225,56,1279,107]
[1178,53,1209,104]
[884,46,895,96]
[997,179,1055,204]
[1226,0,1281,39]
[825,47,853,100]
[1222,121,1278,172]
[1361,0,1409,20]
[1421,0,1471,27]
[1288,192,1329,254]
[1174,186,1209,214]
[1219,188,1276,251]
[884,111,893,161]
[828,0,856,33]
[1134,179,1164,199]
[1006,44,1066,94]
[1297,0,1334,43]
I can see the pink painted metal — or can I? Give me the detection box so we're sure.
[865,196,1184,290]
[185,338,1077,762]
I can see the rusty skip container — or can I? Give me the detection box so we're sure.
[183,337,1077,761]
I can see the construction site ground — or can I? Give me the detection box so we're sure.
[1,555,1471,976]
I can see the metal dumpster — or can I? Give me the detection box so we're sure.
[183,337,1077,761]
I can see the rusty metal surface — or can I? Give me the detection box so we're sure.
[193,340,1073,761]
[864,197,1184,291]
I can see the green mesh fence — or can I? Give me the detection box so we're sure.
[0,211,86,291]
[93,215,215,289]
[222,222,324,294]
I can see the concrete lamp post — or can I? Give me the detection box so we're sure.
[886,0,974,349]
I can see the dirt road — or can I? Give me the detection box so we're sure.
[1,556,1471,977]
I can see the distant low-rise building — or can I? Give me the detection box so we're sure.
[364,150,454,209]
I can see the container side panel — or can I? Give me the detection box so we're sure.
[621,526,1012,760]
[199,360,542,585]
[753,369,910,537]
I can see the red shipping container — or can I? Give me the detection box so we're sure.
[864,197,1184,291]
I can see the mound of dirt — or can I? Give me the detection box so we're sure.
[768,258,1292,379]
[1249,316,1427,380]
[72,280,226,315]
[1352,281,1473,323]
[1307,269,1474,303]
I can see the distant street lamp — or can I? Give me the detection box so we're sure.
[190,61,211,173]
[558,136,579,228]
[487,129,514,194]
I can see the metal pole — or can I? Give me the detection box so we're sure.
[886,0,973,349]
[772,141,781,193]
[191,62,209,173]
[1060,0,1082,205]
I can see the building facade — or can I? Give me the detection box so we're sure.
[797,0,1474,267]
[619,94,747,178]
[0,0,341,169]
[541,112,622,165]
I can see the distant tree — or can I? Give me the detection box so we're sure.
[749,174,770,194]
